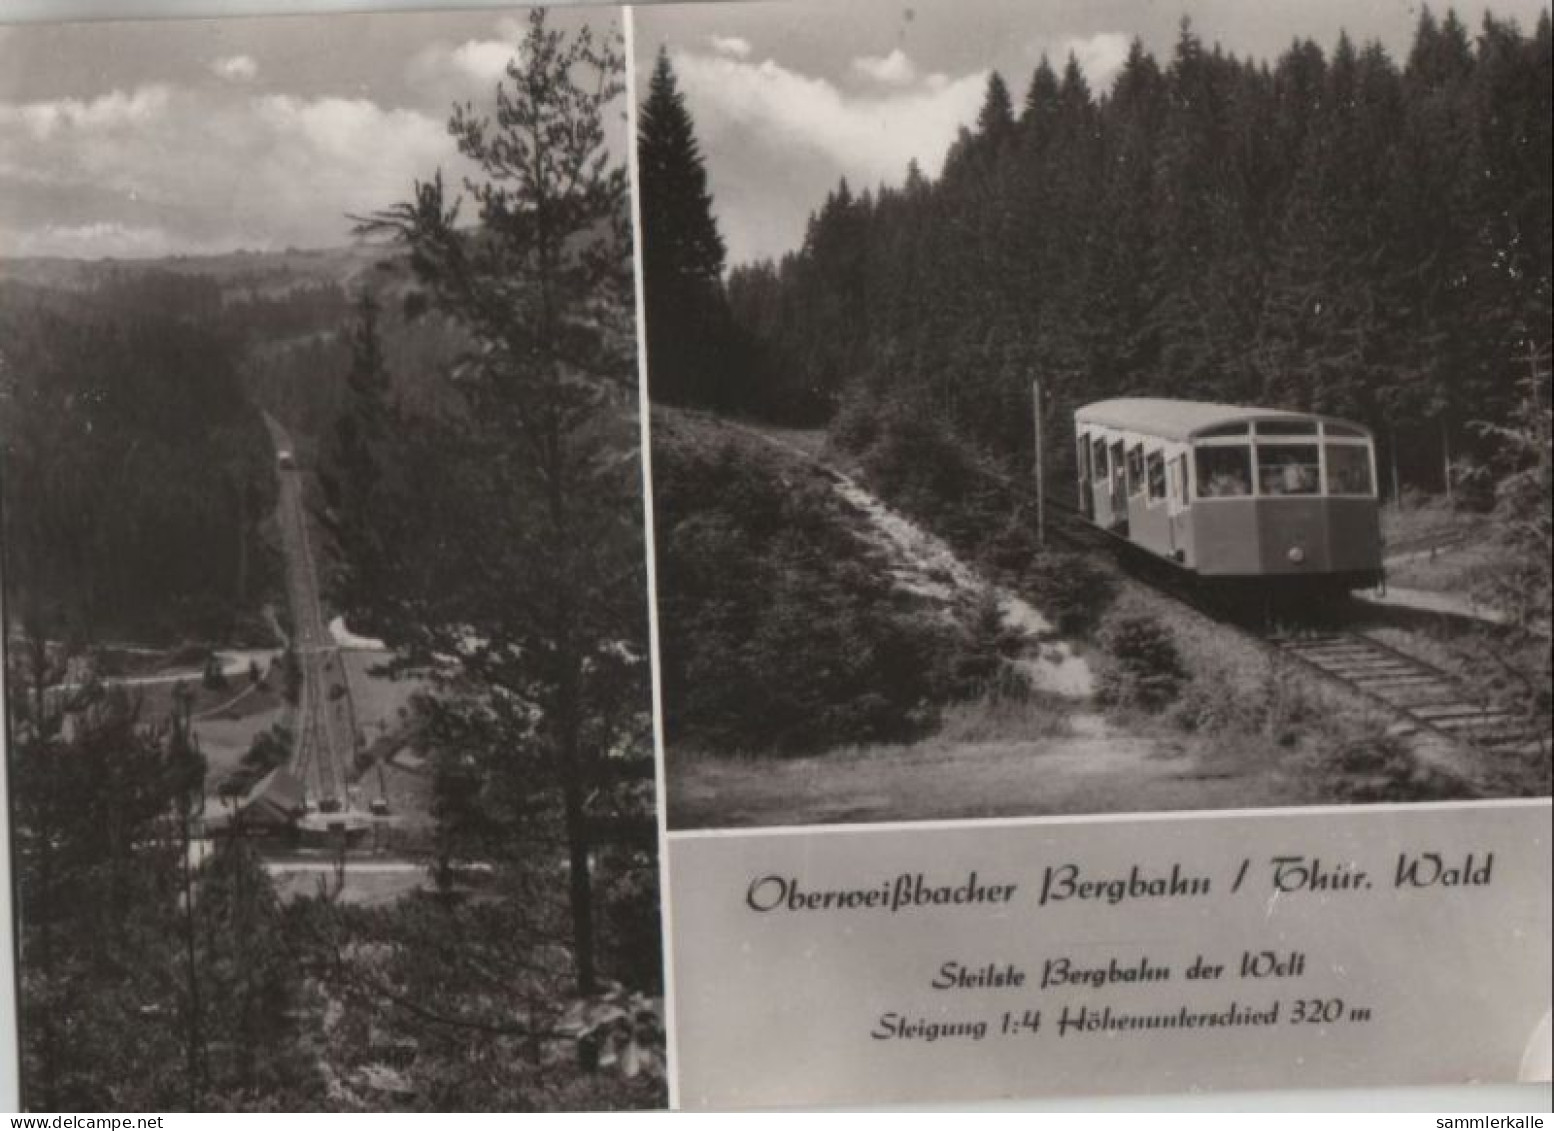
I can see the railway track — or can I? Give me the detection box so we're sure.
[266,411,359,809]
[1037,491,1542,775]
[1271,632,1531,751]
[731,426,1542,781]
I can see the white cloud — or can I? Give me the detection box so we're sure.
[671,50,985,190]
[211,54,259,83]
[1034,33,1132,93]
[0,85,172,142]
[406,18,522,102]
[448,39,515,86]
[0,81,472,258]
[667,48,988,264]
[708,35,753,59]
[851,48,917,86]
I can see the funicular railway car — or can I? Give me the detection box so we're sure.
[1074,398,1383,596]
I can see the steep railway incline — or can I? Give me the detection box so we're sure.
[1042,490,1543,789]
[1273,634,1532,752]
[735,419,1540,793]
[262,412,363,812]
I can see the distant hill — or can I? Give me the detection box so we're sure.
[0,242,406,300]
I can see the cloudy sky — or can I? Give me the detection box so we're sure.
[635,0,1553,267]
[0,6,622,259]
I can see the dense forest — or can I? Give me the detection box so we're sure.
[0,272,289,643]
[647,10,1551,496]
[640,7,1552,768]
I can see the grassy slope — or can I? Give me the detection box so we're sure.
[658,409,1333,829]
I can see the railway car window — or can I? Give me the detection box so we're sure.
[1199,423,1248,438]
[1092,438,1109,482]
[1126,445,1145,495]
[1324,423,1367,438]
[1257,444,1321,495]
[1175,454,1190,503]
[1110,441,1126,490]
[1256,420,1318,436]
[1325,444,1374,495]
[1195,446,1251,497]
[1146,451,1167,501]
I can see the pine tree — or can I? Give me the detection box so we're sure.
[356,8,649,1001]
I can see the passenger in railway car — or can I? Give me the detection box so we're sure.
[1194,442,1253,498]
[1198,454,1250,497]
[1258,447,1321,496]
[1276,461,1318,495]
[1203,470,1246,497]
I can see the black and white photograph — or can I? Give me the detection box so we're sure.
[635,0,1553,831]
[1,5,664,1111]
[1,0,1551,1115]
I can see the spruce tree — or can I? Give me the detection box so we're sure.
[637,48,730,407]
[977,71,1017,138]
[326,289,394,617]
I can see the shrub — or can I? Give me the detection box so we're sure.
[829,387,882,454]
[201,653,229,691]
[1167,667,1246,734]
[1018,551,1116,638]
[1095,612,1188,712]
[1167,656,1317,744]
[978,519,1040,576]
[594,846,665,995]
[1321,731,1466,803]
[655,430,968,755]
[241,723,293,775]
[948,592,1023,698]
[851,410,988,542]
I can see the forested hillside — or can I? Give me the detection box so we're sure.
[668,11,1551,499]
[641,6,1552,824]
[0,272,281,642]
[0,244,450,643]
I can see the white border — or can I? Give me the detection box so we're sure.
[0,0,615,21]
[621,5,681,1109]
[1,0,1551,1115]
[668,796,1554,840]
[0,521,21,1110]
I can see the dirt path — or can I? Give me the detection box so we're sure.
[734,423,1093,697]
[665,414,1312,829]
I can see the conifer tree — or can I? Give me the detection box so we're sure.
[977,71,1017,138]
[357,9,650,1000]
[325,289,394,615]
[637,48,730,407]
[714,7,1550,502]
